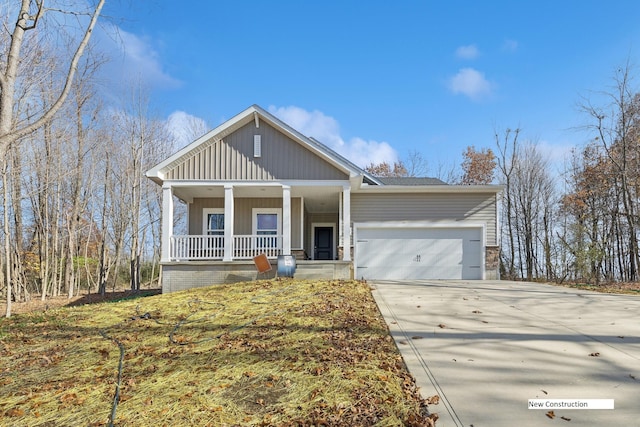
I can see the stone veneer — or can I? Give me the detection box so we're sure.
[485,246,500,280]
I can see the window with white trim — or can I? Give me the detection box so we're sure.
[203,208,224,235]
[253,208,281,248]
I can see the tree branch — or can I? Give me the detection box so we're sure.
[0,0,106,150]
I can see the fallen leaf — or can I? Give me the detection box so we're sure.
[561,416,572,421]
[399,340,408,345]
[541,389,548,395]
[6,408,25,417]
[472,310,482,314]
[438,324,446,329]
[630,374,637,380]
[411,336,423,340]
[426,395,440,405]
[589,352,600,357]
[482,320,489,323]
[546,410,555,419]
[618,336,624,339]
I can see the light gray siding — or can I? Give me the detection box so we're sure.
[166,121,348,181]
[189,197,303,248]
[351,192,498,245]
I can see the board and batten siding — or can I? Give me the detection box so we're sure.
[165,121,348,181]
[189,197,303,248]
[351,193,498,246]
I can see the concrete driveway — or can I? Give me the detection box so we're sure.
[371,280,640,427]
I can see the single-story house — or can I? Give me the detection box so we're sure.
[146,105,502,293]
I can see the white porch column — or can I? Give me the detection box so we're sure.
[282,185,291,255]
[223,185,234,261]
[342,185,351,261]
[161,184,174,262]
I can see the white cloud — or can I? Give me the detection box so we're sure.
[448,68,493,101]
[117,29,182,88]
[268,105,398,167]
[98,26,182,90]
[455,44,480,60]
[536,139,575,171]
[166,111,210,147]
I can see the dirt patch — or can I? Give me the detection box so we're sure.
[0,289,161,316]
[555,281,640,295]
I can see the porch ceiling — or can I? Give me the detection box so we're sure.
[172,184,341,214]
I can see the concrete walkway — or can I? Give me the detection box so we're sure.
[371,280,640,427]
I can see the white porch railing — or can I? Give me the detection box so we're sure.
[233,235,282,259]
[170,235,282,260]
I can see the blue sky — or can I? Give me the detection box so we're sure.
[101,0,640,175]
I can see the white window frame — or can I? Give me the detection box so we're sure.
[252,208,282,236]
[203,208,225,235]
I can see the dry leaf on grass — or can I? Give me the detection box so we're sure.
[0,279,432,426]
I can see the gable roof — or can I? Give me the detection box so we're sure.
[146,104,382,185]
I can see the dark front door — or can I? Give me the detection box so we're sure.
[314,227,333,260]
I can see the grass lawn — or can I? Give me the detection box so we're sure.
[0,279,437,426]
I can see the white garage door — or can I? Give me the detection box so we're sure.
[355,227,483,280]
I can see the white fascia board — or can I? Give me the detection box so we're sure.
[163,179,351,188]
[353,221,486,230]
[353,184,504,194]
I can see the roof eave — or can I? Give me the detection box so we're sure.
[355,184,504,193]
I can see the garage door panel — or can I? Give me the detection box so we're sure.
[355,227,482,280]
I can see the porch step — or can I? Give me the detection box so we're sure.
[292,261,351,280]
[294,263,336,279]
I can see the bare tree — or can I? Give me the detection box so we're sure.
[1,0,105,317]
[495,128,520,279]
[403,149,429,177]
[579,63,640,281]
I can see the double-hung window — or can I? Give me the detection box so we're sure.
[253,208,281,249]
[202,209,224,257]
[203,209,224,235]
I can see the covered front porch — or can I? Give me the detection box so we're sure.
[159,181,354,290]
